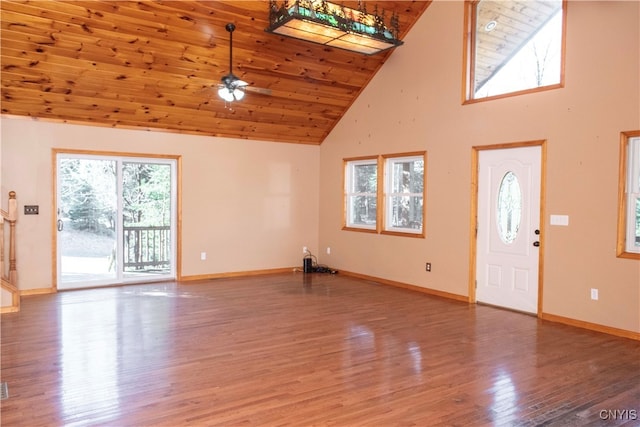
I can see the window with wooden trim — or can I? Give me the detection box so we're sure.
[343,152,426,237]
[617,131,640,259]
[382,153,426,236]
[464,0,566,102]
[344,157,378,231]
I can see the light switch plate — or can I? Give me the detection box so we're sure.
[24,205,39,215]
[550,214,569,226]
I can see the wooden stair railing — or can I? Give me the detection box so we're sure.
[1,191,19,313]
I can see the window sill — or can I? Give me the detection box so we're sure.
[381,230,425,238]
[342,226,378,234]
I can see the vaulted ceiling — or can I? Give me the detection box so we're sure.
[1,1,431,145]
[1,1,561,145]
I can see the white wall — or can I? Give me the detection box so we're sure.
[318,1,640,333]
[1,119,320,290]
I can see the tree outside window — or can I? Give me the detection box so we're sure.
[344,157,378,231]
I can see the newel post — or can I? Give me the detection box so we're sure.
[8,191,17,286]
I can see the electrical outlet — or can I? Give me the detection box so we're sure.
[426,262,431,272]
[201,252,207,261]
[591,288,598,300]
[303,246,308,254]
[327,247,331,255]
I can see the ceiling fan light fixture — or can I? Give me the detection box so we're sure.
[218,23,251,103]
[266,0,403,55]
[233,88,245,101]
[218,86,245,102]
[218,87,235,102]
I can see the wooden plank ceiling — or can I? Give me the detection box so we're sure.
[1,1,430,145]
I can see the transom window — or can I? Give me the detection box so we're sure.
[343,152,426,237]
[464,0,566,102]
[617,131,640,259]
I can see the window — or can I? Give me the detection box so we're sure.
[617,131,640,259]
[343,152,426,237]
[464,0,566,102]
[497,171,522,244]
[383,154,425,235]
[344,157,378,231]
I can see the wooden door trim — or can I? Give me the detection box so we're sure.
[51,149,182,290]
[469,140,547,316]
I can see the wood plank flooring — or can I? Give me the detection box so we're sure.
[1,273,639,426]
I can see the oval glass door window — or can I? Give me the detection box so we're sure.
[497,171,522,244]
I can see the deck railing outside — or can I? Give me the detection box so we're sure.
[123,225,171,272]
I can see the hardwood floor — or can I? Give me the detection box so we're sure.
[1,273,639,426]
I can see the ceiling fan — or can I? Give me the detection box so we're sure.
[217,23,271,102]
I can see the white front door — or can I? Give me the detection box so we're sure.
[476,145,542,314]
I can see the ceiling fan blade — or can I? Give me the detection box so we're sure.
[244,86,273,96]
[196,84,216,95]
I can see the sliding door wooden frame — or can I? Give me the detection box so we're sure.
[51,148,182,290]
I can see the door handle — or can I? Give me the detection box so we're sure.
[533,241,540,247]
[57,219,64,232]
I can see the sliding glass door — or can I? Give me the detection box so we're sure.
[56,153,177,289]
